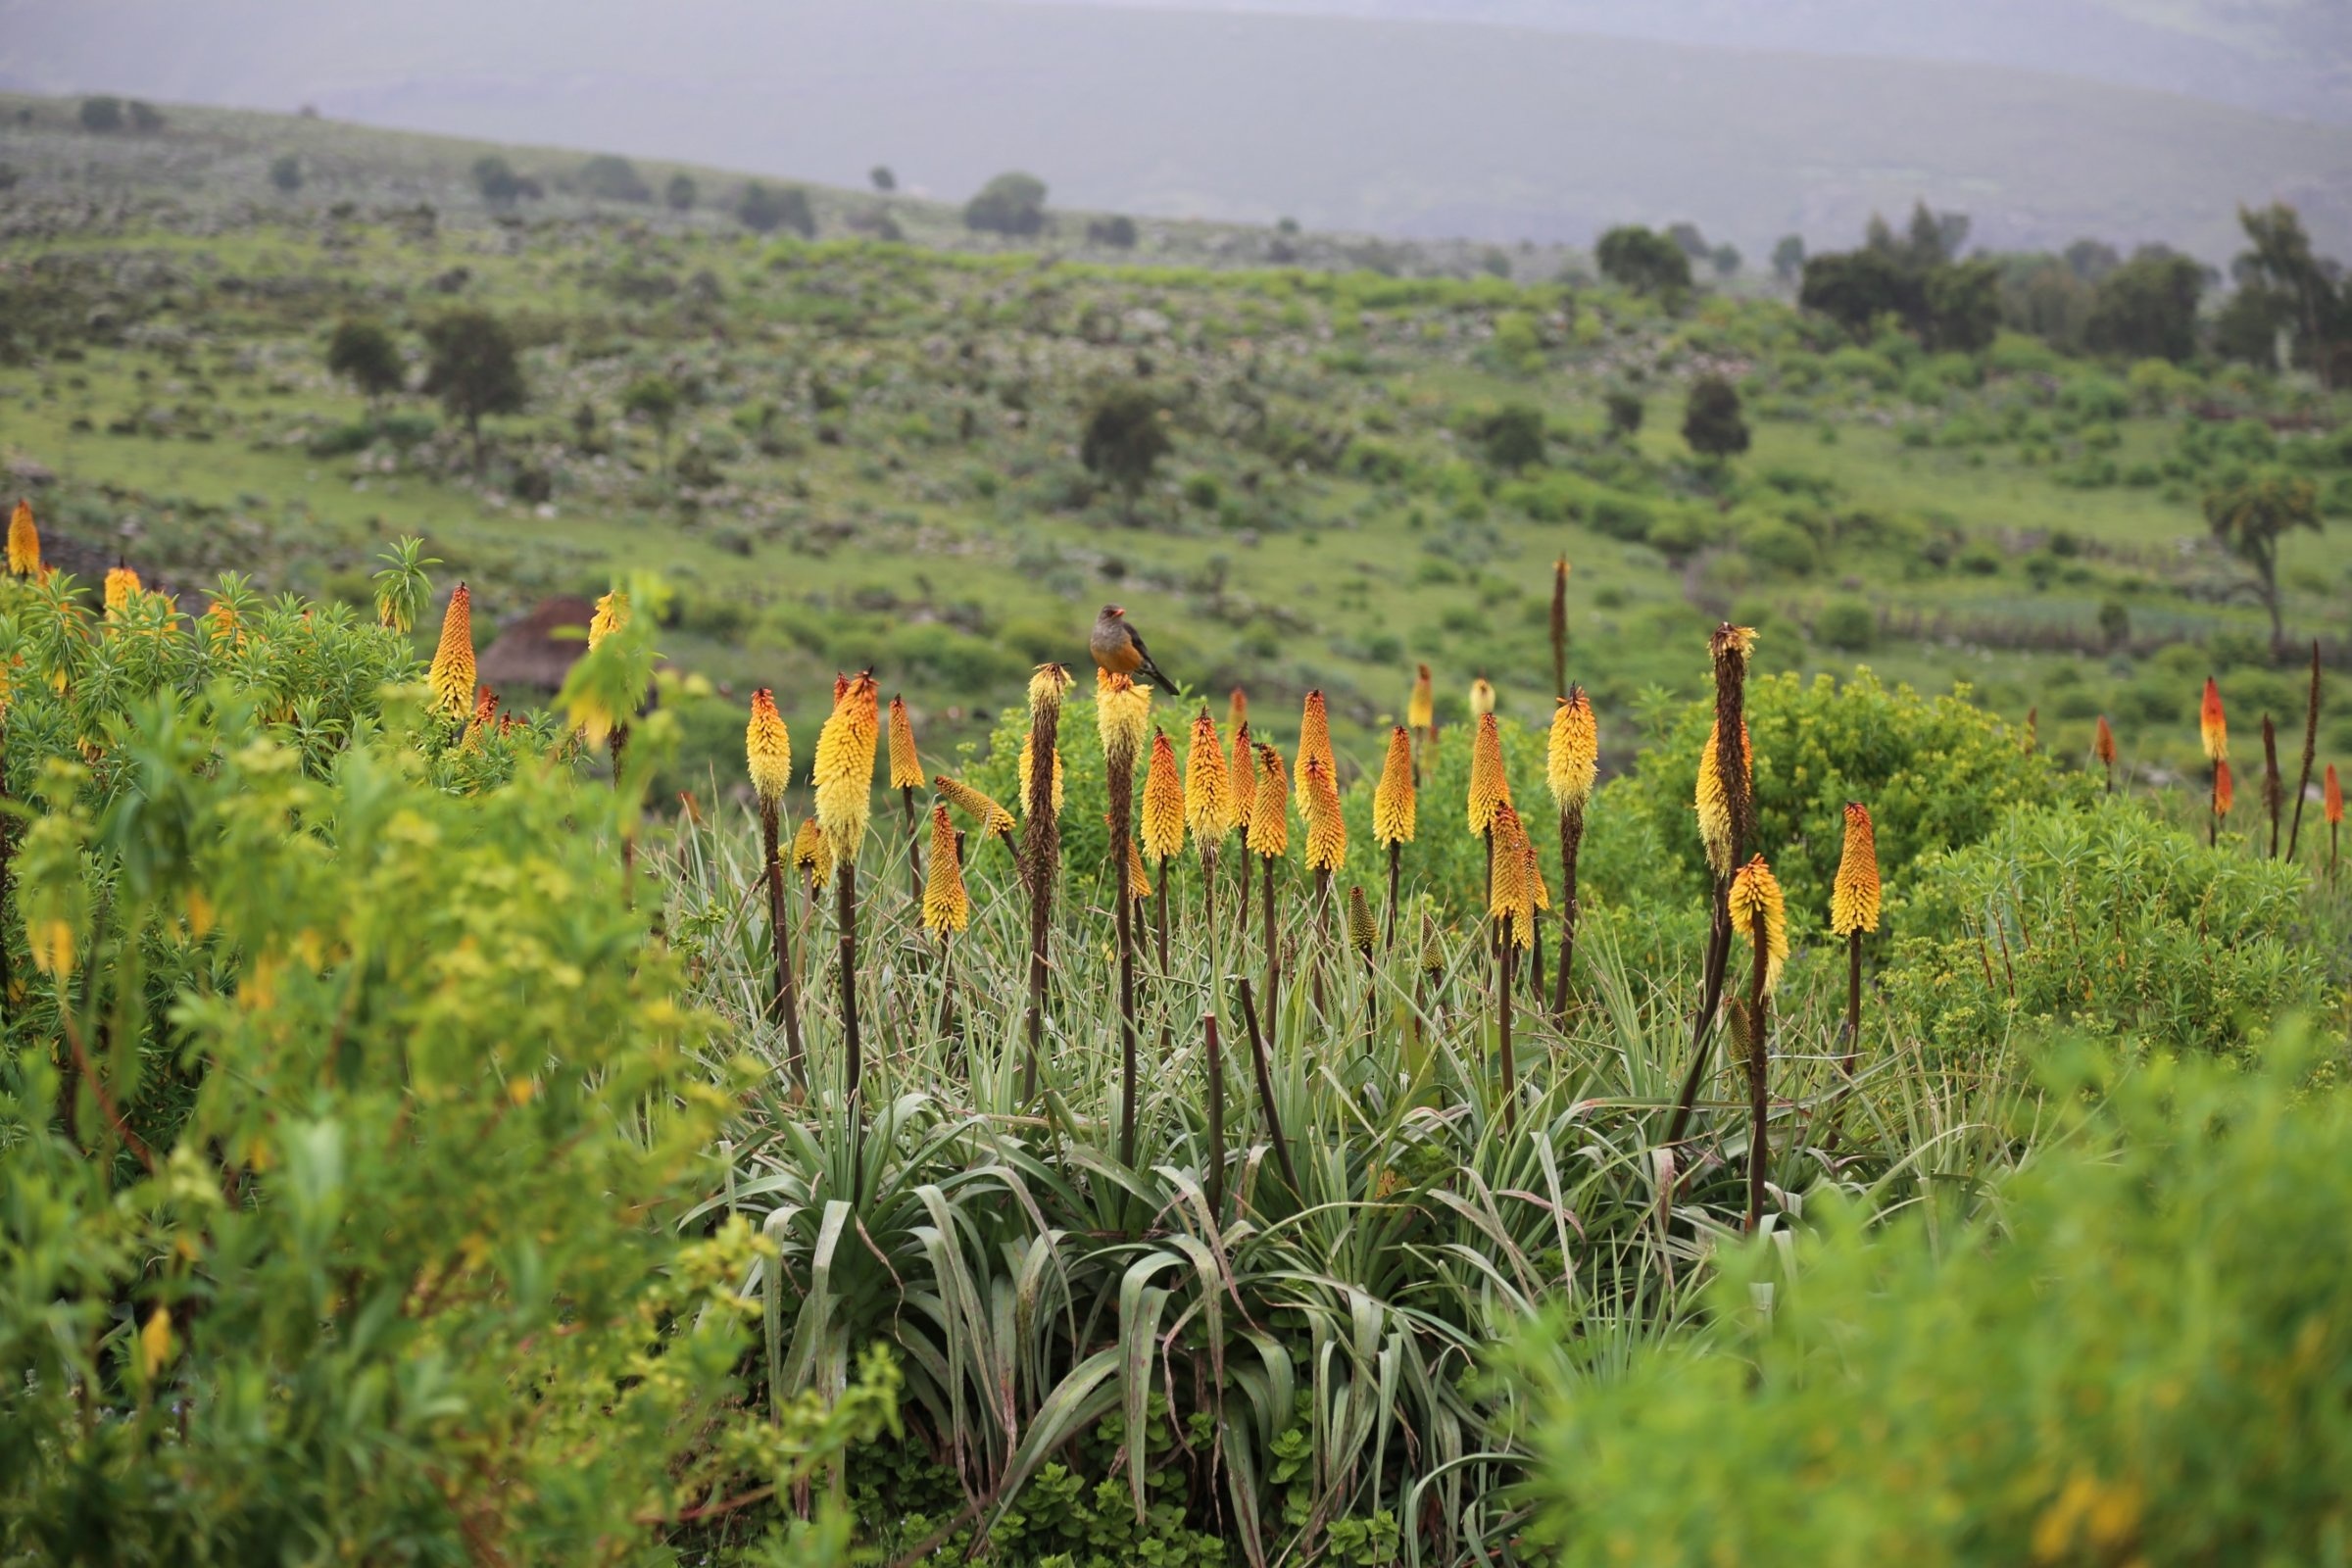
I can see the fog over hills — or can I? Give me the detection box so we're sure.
[3,0,2346,259]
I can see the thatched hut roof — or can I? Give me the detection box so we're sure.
[478,596,594,695]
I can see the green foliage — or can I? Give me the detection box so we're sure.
[419,309,527,466]
[1600,668,2069,919]
[738,181,815,237]
[77,96,124,133]
[1681,373,1749,462]
[1079,386,1173,512]
[578,153,654,203]
[965,172,1051,238]
[1476,401,1546,469]
[1517,1038,2352,1566]
[1594,225,1691,299]
[268,153,302,194]
[2086,248,2206,364]
[324,318,403,404]
[1887,796,2331,1058]
[665,172,698,211]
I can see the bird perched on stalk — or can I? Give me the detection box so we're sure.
[1090,605,1178,694]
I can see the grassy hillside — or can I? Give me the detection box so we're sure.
[5,0,2348,259]
[4,97,2349,799]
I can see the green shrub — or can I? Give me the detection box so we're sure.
[1887,796,2331,1058]
[1597,668,2068,918]
[1517,1037,2352,1566]
[1740,516,1816,575]
[1814,600,1874,651]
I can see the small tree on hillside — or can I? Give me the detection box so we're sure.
[664,172,697,212]
[577,154,652,203]
[1682,374,1750,464]
[420,310,527,475]
[1081,387,1172,524]
[869,165,897,193]
[2205,473,2320,652]
[127,101,165,132]
[78,96,124,133]
[737,181,815,237]
[270,154,303,194]
[964,172,1049,238]
[2086,247,2207,364]
[1594,225,1692,300]
[1771,234,1805,284]
[326,318,405,412]
[1479,403,1546,469]
[471,156,525,206]
[1604,388,1645,441]
[622,374,682,478]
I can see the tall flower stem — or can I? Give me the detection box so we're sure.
[1667,626,1754,1153]
[836,862,863,1196]
[1237,977,1299,1197]
[1842,930,1863,1072]
[1310,868,1330,1018]
[1549,801,1584,1020]
[1384,843,1400,952]
[1203,1012,1226,1214]
[1109,748,1139,1169]
[1744,910,1770,1236]
[2288,643,2321,861]
[1261,859,1280,1031]
[1496,934,1517,1133]
[902,786,923,904]
[760,800,807,1086]
[2263,715,2283,858]
[1153,859,1171,972]
[1019,668,1067,1102]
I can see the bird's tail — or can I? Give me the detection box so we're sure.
[1139,657,1180,696]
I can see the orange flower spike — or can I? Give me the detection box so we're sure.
[746,689,793,806]
[792,816,833,890]
[812,671,880,860]
[1228,721,1256,839]
[1142,728,1186,864]
[2325,763,2342,825]
[2214,758,2234,816]
[1406,663,1434,734]
[1546,686,1598,810]
[1302,754,1348,872]
[888,694,922,791]
[1373,724,1416,846]
[1695,719,1753,878]
[2200,676,2228,762]
[1248,742,1289,860]
[921,805,970,934]
[934,773,1014,840]
[427,583,476,718]
[7,499,40,577]
[587,589,630,650]
[1295,688,1335,801]
[1728,854,1789,995]
[461,685,499,750]
[1227,686,1249,744]
[1830,802,1881,936]
[1467,711,1510,836]
[2093,714,2117,767]
[1488,804,1535,947]
[1184,710,1234,844]
[104,564,142,613]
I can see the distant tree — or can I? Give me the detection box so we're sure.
[1665,221,1710,260]
[1682,374,1749,463]
[1924,259,2002,352]
[419,310,527,475]
[1080,387,1172,524]
[2228,202,2344,387]
[1478,403,1546,468]
[869,165,896,193]
[621,374,682,477]
[1771,234,1806,284]
[326,318,404,411]
[1479,246,1514,279]
[1594,225,1692,299]
[1711,243,1741,278]
[2206,473,2320,652]
[1086,216,1139,249]
[1276,216,1300,235]
[471,156,525,206]
[0,163,19,194]
[577,155,652,203]
[1800,248,1917,338]
[571,398,603,453]
[737,181,815,237]
[1896,200,1969,268]
[963,172,1050,238]
[77,96,124,133]
[663,172,697,212]
[270,154,303,194]
[127,101,165,132]
[1603,388,1644,441]
[2065,238,2122,283]
[2085,247,2206,363]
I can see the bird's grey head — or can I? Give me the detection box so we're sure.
[1101,605,1125,619]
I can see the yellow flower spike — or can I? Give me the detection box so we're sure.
[746,689,793,806]
[1728,854,1788,996]
[1830,802,1881,936]
[1143,728,1186,863]
[1695,719,1753,878]
[1228,721,1256,839]
[2199,676,2228,762]
[920,805,969,934]
[206,598,241,649]
[460,685,499,752]
[427,583,476,718]
[1295,688,1335,801]
[1488,804,1535,948]
[792,816,833,891]
[934,773,1014,841]
[1546,686,1597,809]
[812,670,880,862]
[1467,711,1510,836]
[1227,686,1249,744]
[27,917,74,977]
[1110,815,1152,899]
[888,694,922,791]
[1468,676,1495,718]
[1406,663,1434,735]
[104,564,142,613]
[2214,758,2233,817]
[1185,711,1234,844]
[1095,668,1152,768]
[8,498,40,577]
[1524,824,1549,913]
[588,588,630,650]
[140,1306,174,1379]
[1248,742,1289,860]
[1017,732,1065,818]
[1373,724,1416,846]
[1302,754,1348,872]
[1346,885,1377,956]
[1029,662,1074,716]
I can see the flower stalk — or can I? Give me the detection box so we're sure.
[1668,623,1756,1153]
[1373,723,1415,950]
[814,671,880,1141]
[746,689,805,1083]
[2201,675,2228,847]
[1249,741,1288,1028]
[1407,662,1435,782]
[1549,556,1570,701]
[2287,643,2321,862]
[1098,669,1152,1168]
[1019,664,1070,1100]
[890,695,924,903]
[1830,802,1881,1072]
[1728,855,1787,1235]
[2094,714,2117,795]
[2262,713,2283,859]
[1545,687,1596,1018]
